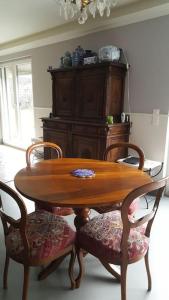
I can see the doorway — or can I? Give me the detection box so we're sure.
[0,58,35,149]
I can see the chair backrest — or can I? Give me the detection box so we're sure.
[0,181,30,261]
[120,177,168,260]
[103,142,145,170]
[26,141,62,167]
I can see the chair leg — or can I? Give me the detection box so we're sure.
[121,262,128,300]
[75,247,85,289]
[99,260,121,281]
[3,252,9,289]
[143,195,149,209]
[68,246,76,290]
[144,251,152,291]
[22,265,30,300]
[38,255,66,281]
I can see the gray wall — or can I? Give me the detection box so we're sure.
[0,15,169,114]
[0,115,2,143]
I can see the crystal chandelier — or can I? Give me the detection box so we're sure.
[56,0,118,24]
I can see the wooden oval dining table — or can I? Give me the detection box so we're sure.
[14,157,152,230]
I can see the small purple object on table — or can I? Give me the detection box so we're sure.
[71,169,95,178]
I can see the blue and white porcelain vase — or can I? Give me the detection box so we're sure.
[72,46,85,66]
[62,51,72,67]
[72,51,80,67]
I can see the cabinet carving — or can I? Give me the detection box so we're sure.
[42,62,130,160]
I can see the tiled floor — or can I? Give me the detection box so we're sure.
[0,144,169,300]
[0,145,26,183]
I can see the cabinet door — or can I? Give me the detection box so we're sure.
[52,71,75,118]
[72,135,101,159]
[106,66,126,121]
[43,129,71,157]
[76,68,106,120]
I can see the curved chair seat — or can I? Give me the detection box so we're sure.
[95,198,139,215]
[77,210,148,264]
[76,178,168,300]
[0,181,76,300]
[36,203,74,216]
[6,209,75,265]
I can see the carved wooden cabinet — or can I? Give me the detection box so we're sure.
[42,62,130,160]
[50,62,126,122]
[42,118,130,160]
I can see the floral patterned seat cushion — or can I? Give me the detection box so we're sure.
[51,207,74,216]
[94,198,140,215]
[36,203,74,216]
[128,198,140,215]
[6,210,75,264]
[77,210,149,262]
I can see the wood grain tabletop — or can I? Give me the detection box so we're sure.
[14,158,152,208]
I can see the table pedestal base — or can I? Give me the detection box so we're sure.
[74,208,90,230]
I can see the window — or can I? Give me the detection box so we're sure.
[0,58,35,149]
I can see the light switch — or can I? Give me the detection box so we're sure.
[152,109,160,126]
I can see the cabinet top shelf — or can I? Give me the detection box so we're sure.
[41,117,130,128]
[47,61,127,73]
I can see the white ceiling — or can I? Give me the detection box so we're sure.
[0,0,169,55]
[0,0,140,44]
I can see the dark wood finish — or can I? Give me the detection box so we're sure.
[42,62,129,161]
[52,70,75,118]
[3,254,9,289]
[76,178,168,300]
[49,62,127,122]
[74,208,91,230]
[42,118,130,160]
[0,181,76,300]
[14,158,152,230]
[26,141,73,216]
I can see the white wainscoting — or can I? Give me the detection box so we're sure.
[129,113,169,162]
[129,113,169,192]
[33,107,51,140]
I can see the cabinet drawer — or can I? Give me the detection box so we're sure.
[43,120,69,131]
[72,124,99,136]
[107,124,130,136]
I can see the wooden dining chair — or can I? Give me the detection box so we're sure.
[76,177,168,300]
[26,141,74,216]
[94,142,145,215]
[0,181,76,300]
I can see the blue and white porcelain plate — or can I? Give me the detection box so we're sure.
[71,169,95,178]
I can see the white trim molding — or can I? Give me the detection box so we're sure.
[33,107,51,140]
[129,112,169,181]
[129,112,169,161]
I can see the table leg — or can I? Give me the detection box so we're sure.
[74,208,90,230]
